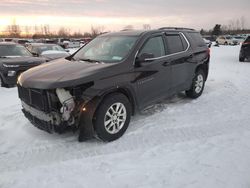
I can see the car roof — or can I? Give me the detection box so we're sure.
[0,42,17,46]
[29,43,58,47]
[100,28,197,37]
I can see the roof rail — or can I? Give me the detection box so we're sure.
[120,29,134,31]
[158,27,195,31]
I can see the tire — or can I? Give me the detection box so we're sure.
[186,69,205,99]
[94,93,131,142]
[224,42,228,45]
[239,56,245,62]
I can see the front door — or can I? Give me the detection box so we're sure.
[135,35,172,109]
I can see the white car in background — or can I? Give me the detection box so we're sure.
[232,36,245,44]
[216,36,238,45]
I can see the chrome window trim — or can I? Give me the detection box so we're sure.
[144,32,190,61]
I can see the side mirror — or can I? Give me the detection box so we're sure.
[65,49,70,52]
[135,53,155,66]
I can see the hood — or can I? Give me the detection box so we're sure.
[41,51,70,61]
[0,56,45,66]
[18,58,117,89]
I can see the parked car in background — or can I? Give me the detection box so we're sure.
[216,36,238,45]
[239,36,250,62]
[55,38,80,48]
[0,42,45,87]
[233,36,245,44]
[13,39,31,46]
[3,38,13,42]
[17,27,210,142]
[26,43,70,61]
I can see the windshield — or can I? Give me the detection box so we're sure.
[73,36,138,63]
[226,36,232,39]
[36,45,65,54]
[0,45,32,57]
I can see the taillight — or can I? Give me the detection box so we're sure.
[242,42,250,45]
[207,48,210,56]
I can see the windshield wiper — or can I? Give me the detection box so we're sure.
[78,58,101,63]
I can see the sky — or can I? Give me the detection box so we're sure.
[0,0,249,34]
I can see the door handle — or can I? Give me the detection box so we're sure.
[189,54,194,58]
[163,61,171,66]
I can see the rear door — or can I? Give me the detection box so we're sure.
[163,32,196,93]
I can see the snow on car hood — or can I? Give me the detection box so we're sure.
[40,51,70,61]
[41,50,68,55]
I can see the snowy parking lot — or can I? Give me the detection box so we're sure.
[0,45,250,188]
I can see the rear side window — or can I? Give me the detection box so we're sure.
[165,34,185,54]
[139,36,165,58]
[188,32,206,47]
[245,36,250,42]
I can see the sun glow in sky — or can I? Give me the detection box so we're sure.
[0,0,249,34]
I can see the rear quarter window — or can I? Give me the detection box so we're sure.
[245,36,250,43]
[188,32,206,48]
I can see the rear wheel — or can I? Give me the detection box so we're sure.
[186,69,205,99]
[239,56,245,62]
[94,93,131,142]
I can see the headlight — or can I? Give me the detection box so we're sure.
[3,64,20,68]
[7,71,16,77]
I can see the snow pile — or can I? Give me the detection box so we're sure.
[1,45,250,188]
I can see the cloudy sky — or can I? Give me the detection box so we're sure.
[0,0,249,34]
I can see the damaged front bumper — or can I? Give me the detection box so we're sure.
[21,101,61,133]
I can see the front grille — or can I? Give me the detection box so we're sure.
[18,85,50,112]
[22,109,53,133]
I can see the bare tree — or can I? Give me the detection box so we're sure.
[91,25,105,37]
[58,27,69,37]
[236,19,240,30]
[240,16,246,30]
[123,25,134,31]
[143,24,151,30]
[7,19,21,37]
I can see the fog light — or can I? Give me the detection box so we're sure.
[8,71,16,77]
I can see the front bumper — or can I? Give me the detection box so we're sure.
[21,101,61,133]
[1,71,18,85]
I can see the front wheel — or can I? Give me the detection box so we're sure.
[94,93,131,142]
[186,70,205,99]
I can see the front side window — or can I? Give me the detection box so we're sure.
[139,36,165,58]
[74,36,138,63]
[0,45,32,57]
[188,32,206,48]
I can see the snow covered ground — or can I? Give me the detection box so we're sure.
[1,45,250,188]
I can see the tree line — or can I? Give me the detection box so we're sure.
[200,17,250,36]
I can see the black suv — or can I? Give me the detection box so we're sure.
[17,27,210,142]
[0,42,45,87]
[239,36,250,62]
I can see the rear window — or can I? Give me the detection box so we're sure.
[188,32,206,47]
[245,36,250,42]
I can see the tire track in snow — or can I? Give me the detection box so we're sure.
[1,117,250,173]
